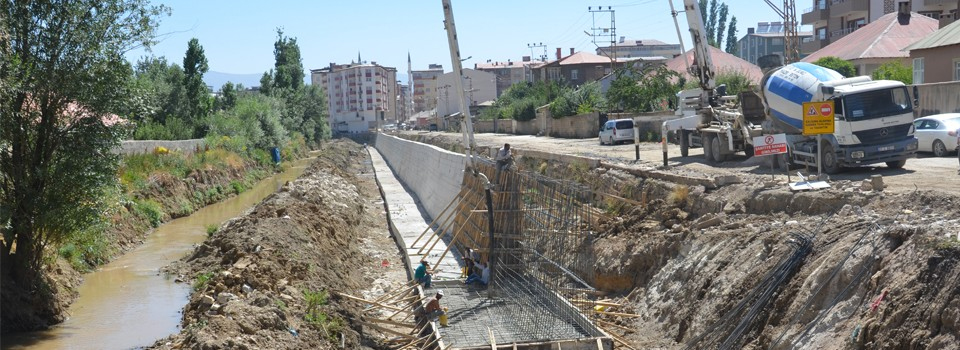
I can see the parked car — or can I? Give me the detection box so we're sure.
[913,113,960,157]
[599,119,635,145]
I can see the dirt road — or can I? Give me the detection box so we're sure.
[402,131,959,195]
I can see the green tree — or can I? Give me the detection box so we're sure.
[182,38,210,136]
[1,0,167,330]
[215,82,238,111]
[725,16,739,54]
[716,4,729,49]
[259,70,273,96]
[706,0,718,46]
[302,84,331,141]
[606,66,682,113]
[271,28,304,91]
[813,56,857,77]
[871,61,912,84]
[131,56,186,125]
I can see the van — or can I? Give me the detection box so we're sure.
[599,119,635,145]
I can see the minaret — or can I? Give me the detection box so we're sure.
[407,52,414,117]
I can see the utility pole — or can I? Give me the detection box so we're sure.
[527,42,547,61]
[764,0,799,63]
[588,6,617,71]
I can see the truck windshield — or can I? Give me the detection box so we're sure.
[841,87,912,121]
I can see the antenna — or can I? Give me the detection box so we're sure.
[527,42,547,61]
[588,6,617,69]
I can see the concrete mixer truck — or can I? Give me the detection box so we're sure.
[663,0,917,174]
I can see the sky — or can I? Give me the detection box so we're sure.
[126,0,791,84]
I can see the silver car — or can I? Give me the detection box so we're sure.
[913,113,960,157]
[599,119,635,145]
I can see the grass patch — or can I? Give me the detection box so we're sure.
[668,185,690,207]
[303,289,343,342]
[193,271,215,290]
[205,224,219,237]
[230,180,246,194]
[58,226,113,272]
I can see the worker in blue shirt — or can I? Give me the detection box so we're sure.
[414,260,432,288]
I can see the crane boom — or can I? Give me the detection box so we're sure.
[682,0,715,92]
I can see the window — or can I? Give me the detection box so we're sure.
[919,11,942,19]
[954,59,960,81]
[816,27,827,40]
[913,57,924,84]
[571,69,579,80]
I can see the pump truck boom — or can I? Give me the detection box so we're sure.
[663,0,918,174]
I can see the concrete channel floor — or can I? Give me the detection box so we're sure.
[368,148,600,349]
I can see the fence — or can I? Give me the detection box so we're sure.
[912,80,960,117]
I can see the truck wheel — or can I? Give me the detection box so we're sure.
[933,140,947,157]
[710,135,727,163]
[703,134,715,163]
[680,130,690,157]
[886,159,907,169]
[821,142,842,174]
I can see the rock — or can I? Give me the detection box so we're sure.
[695,214,724,229]
[242,284,253,294]
[785,220,799,226]
[276,279,289,289]
[210,303,222,311]
[860,180,873,191]
[200,295,215,305]
[870,175,884,192]
[234,257,253,270]
[280,293,293,301]
[217,292,239,304]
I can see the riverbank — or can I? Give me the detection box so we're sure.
[150,139,407,349]
[1,136,308,333]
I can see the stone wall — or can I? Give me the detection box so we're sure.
[473,120,512,134]
[118,139,205,155]
[374,133,465,222]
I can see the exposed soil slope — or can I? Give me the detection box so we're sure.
[151,139,406,349]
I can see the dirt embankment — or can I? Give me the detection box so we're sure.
[586,169,960,349]
[151,139,407,350]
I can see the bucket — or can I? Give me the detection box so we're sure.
[439,308,449,327]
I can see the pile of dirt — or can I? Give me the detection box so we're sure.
[151,139,405,350]
[591,183,960,349]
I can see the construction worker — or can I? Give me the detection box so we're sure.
[415,290,446,325]
[494,143,513,182]
[414,260,432,289]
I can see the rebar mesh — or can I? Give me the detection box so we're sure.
[451,160,605,342]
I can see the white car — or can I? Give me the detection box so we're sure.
[599,119,635,145]
[913,113,960,157]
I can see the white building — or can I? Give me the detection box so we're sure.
[595,38,681,60]
[411,64,444,113]
[312,61,398,133]
[435,69,497,125]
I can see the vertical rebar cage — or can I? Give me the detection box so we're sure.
[455,160,604,341]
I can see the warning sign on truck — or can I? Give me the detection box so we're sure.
[802,101,835,136]
[752,133,788,156]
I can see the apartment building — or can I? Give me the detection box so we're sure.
[311,62,398,133]
[411,64,444,113]
[474,58,539,97]
[801,0,959,54]
[595,38,681,60]
[435,69,497,122]
[735,22,812,64]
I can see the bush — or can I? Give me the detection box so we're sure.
[205,224,218,237]
[871,61,912,84]
[134,199,165,227]
[813,56,857,78]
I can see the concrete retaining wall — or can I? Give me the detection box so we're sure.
[912,81,960,117]
[118,139,205,155]
[473,120,512,134]
[374,133,465,221]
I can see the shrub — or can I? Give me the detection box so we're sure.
[193,271,214,290]
[230,180,246,194]
[813,56,857,78]
[871,61,912,84]
[303,289,343,342]
[134,199,165,227]
[205,224,218,237]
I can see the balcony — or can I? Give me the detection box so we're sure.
[830,0,867,18]
[924,0,954,5]
[801,37,830,54]
[801,2,830,26]
[830,27,856,40]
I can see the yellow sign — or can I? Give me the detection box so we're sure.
[802,101,835,136]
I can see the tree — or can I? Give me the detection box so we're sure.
[272,29,304,92]
[302,84,331,141]
[259,70,273,96]
[716,4,729,49]
[813,56,857,77]
[606,66,682,113]
[215,82,238,111]
[706,0,718,46]
[1,0,167,331]
[725,16,739,54]
[871,61,912,84]
[182,38,210,136]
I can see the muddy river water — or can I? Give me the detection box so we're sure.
[3,157,312,350]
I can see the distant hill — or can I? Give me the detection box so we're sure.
[203,71,263,90]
